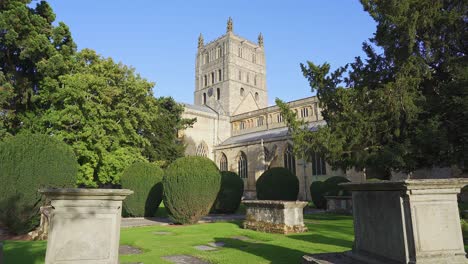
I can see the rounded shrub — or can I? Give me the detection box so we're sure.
[212,171,244,214]
[310,181,327,209]
[0,133,78,234]
[309,176,351,209]
[323,176,351,196]
[163,156,221,224]
[256,167,299,201]
[121,162,164,217]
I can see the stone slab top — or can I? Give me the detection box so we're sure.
[340,178,468,191]
[39,188,133,200]
[242,200,308,209]
[324,196,352,199]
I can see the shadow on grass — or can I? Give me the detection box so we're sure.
[4,240,46,264]
[288,233,353,248]
[214,237,307,264]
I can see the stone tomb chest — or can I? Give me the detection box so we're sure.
[40,188,133,264]
[242,200,308,234]
[342,179,468,264]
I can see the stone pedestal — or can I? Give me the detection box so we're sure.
[40,188,133,264]
[325,196,352,214]
[341,179,468,264]
[242,200,308,234]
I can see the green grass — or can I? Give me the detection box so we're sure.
[4,213,353,264]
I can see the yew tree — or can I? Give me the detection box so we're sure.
[278,0,467,177]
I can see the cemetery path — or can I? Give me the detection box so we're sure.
[121,209,325,228]
[121,214,245,228]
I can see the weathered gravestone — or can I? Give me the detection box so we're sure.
[303,179,468,264]
[40,188,133,264]
[243,200,308,234]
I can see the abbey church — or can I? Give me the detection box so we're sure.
[180,18,364,200]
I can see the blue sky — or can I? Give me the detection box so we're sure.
[46,0,377,105]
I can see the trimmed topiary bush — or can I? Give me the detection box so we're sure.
[310,181,327,209]
[309,176,351,209]
[212,171,244,213]
[163,156,221,224]
[0,133,78,234]
[323,176,351,196]
[256,167,299,201]
[121,162,164,217]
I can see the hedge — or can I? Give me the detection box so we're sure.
[0,134,78,234]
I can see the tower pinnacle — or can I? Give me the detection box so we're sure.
[198,33,204,49]
[227,17,233,33]
[258,32,263,47]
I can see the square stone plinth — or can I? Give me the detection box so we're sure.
[40,188,133,264]
[341,179,468,264]
[242,200,308,234]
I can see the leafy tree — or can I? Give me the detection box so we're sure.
[0,1,194,186]
[278,0,467,176]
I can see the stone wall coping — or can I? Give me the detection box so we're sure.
[341,178,468,191]
[39,188,133,201]
[242,200,308,209]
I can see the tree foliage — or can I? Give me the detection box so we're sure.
[0,1,193,186]
[278,0,467,174]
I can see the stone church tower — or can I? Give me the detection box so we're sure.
[194,18,267,116]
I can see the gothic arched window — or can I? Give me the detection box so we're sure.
[202,93,206,104]
[196,142,208,157]
[284,144,296,175]
[255,92,259,101]
[211,72,215,84]
[217,88,220,100]
[311,152,327,176]
[218,69,222,81]
[219,153,228,171]
[204,75,207,87]
[240,88,245,96]
[238,152,248,179]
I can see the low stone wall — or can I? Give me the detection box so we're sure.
[40,188,133,264]
[324,196,352,214]
[242,200,308,234]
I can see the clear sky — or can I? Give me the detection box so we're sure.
[45,0,377,106]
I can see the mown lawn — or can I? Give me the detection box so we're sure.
[4,213,354,264]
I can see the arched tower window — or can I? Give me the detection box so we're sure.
[217,88,220,100]
[218,69,222,81]
[204,75,207,87]
[255,92,259,101]
[240,88,245,96]
[219,153,228,171]
[254,75,257,86]
[284,144,296,175]
[202,93,206,104]
[238,152,248,179]
[196,142,208,157]
[211,72,215,84]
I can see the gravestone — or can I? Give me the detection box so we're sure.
[40,188,133,264]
